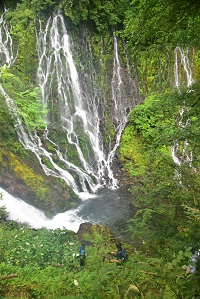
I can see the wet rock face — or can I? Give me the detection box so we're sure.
[77,222,94,236]
[0,168,80,215]
[0,171,36,202]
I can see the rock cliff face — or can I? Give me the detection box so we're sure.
[0,170,35,202]
[0,143,131,215]
[0,150,81,215]
[77,222,115,243]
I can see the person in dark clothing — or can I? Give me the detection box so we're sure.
[110,242,128,264]
[189,247,200,274]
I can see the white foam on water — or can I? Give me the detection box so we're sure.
[0,187,83,232]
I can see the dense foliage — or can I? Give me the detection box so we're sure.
[118,83,200,249]
[124,0,200,51]
[0,214,199,299]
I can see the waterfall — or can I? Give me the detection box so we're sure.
[0,10,137,201]
[107,35,131,188]
[35,13,108,193]
[0,8,17,66]
[171,47,194,167]
[35,12,136,192]
[174,47,194,89]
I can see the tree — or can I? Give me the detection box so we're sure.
[123,0,200,51]
[59,0,131,31]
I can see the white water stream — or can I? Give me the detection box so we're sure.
[0,8,17,66]
[0,186,133,233]
[171,47,194,166]
[0,187,83,231]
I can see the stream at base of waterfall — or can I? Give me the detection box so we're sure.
[0,187,134,235]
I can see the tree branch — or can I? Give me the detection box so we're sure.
[0,274,18,280]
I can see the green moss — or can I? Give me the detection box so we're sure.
[1,68,47,132]
[103,111,115,147]
[118,126,149,176]
[193,49,200,81]
[7,151,50,202]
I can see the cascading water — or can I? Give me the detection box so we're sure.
[35,13,104,194]
[0,10,137,231]
[174,47,194,89]
[171,47,194,167]
[34,12,137,193]
[0,8,16,66]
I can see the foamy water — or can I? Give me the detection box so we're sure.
[0,186,134,235]
[0,187,83,232]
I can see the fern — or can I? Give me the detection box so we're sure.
[162,285,177,299]
[182,204,200,223]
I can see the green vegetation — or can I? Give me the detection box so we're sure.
[0,96,17,148]
[58,0,130,31]
[0,211,199,299]
[7,151,50,203]
[123,0,200,50]
[118,83,200,250]
[122,1,200,95]
[1,68,47,132]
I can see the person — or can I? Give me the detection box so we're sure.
[189,247,200,274]
[183,246,200,275]
[110,242,128,264]
[79,244,86,267]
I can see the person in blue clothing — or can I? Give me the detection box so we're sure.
[79,243,86,266]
